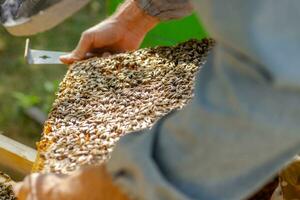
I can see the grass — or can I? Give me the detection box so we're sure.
[0,0,207,148]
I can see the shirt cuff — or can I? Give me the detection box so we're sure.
[134,0,194,21]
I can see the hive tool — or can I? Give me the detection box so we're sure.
[24,39,67,64]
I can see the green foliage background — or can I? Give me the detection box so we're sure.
[0,0,206,147]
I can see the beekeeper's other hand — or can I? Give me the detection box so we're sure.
[14,165,130,200]
[60,0,158,64]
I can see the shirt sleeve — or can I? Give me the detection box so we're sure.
[134,0,193,20]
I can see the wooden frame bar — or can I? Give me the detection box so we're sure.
[0,135,36,175]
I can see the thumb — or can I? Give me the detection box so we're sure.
[60,31,94,65]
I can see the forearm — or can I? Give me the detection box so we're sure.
[113,0,159,38]
[113,0,194,35]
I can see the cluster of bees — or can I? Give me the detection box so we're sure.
[0,172,15,200]
[35,38,215,174]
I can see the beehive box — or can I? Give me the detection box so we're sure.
[0,134,36,199]
[34,38,215,174]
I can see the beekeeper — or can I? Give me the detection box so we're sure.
[13,0,300,199]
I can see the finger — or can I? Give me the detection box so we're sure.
[13,182,22,194]
[13,182,29,200]
[60,31,94,64]
[73,31,95,59]
[13,174,39,200]
[60,53,78,65]
[14,173,66,200]
[63,51,112,63]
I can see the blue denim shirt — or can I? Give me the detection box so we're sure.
[107,1,300,199]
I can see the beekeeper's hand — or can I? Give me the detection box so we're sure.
[60,0,158,64]
[14,165,129,200]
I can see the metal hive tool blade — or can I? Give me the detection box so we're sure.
[24,39,68,64]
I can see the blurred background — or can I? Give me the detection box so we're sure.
[0,0,207,147]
